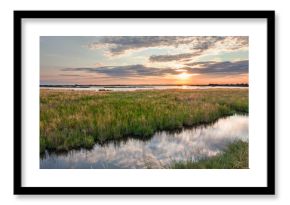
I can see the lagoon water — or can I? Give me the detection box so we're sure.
[40,114,248,169]
[41,85,247,92]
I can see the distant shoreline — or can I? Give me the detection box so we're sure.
[40,84,249,88]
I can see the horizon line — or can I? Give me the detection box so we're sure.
[40,83,249,87]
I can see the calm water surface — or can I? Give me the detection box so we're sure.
[41,85,247,92]
[40,114,248,169]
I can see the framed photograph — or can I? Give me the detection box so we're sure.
[14,10,275,195]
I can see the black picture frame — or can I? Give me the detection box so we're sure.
[14,10,275,195]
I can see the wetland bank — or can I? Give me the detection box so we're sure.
[40,88,248,169]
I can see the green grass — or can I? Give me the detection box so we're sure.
[171,140,248,169]
[40,88,248,154]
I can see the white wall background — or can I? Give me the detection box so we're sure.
[0,0,287,204]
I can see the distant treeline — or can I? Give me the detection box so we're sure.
[208,83,248,87]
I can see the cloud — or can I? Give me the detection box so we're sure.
[88,36,189,55]
[88,36,248,56]
[94,62,104,67]
[185,60,248,75]
[59,74,81,77]
[62,64,179,77]
[218,36,249,50]
[190,36,225,50]
[62,60,248,78]
[149,51,202,62]
[148,37,249,63]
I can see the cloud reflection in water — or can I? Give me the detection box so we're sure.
[40,114,248,169]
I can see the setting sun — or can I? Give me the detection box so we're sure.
[177,72,192,80]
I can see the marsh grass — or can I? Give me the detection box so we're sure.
[171,140,249,169]
[40,88,248,154]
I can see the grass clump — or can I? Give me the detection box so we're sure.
[40,88,248,154]
[171,140,248,169]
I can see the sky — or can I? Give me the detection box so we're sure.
[40,36,248,85]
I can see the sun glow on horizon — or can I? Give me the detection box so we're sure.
[177,72,192,80]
